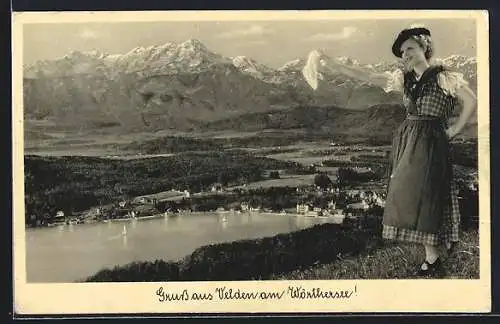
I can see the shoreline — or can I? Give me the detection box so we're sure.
[40,210,347,228]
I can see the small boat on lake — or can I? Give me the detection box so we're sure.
[136,214,163,221]
[112,217,131,222]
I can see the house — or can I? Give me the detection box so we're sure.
[132,204,157,216]
[263,169,284,178]
[375,197,386,207]
[133,197,158,205]
[296,187,308,193]
[347,200,370,210]
[322,209,333,217]
[136,197,147,204]
[184,190,191,198]
[118,200,127,208]
[307,209,321,217]
[346,189,362,196]
[52,210,66,224]
[296,203,310,215]
[327,208,344,218]
[241,202,249,211]
[346,192,356,198]
[82,207,101,219]
[211,183,224,193]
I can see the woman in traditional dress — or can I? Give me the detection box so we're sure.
[302,25,477,277]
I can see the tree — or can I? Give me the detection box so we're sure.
[336,167,353,187]
[314,173,333,190]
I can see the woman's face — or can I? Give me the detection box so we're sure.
[400,38,427,69]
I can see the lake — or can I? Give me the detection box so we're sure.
[25,212,340,283]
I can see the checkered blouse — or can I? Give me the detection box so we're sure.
[384,67,469,123]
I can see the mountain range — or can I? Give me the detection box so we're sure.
[23,39,477,136]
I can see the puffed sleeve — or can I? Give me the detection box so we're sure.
[437,70,469,97]
[382,69,404,93]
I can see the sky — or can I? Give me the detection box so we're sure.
[22,18,477,68]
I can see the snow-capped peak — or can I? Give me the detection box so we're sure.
[278,58,305,72]
[438,54,477,68]
[335,56,360,66]
[230,55,275,79]
[62,50,108,61]
[180,38,208,51]
[232,56,271,70]
[232,55,255,65]
[100,39,232,74]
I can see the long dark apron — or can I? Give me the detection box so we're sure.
[382,67,452,235]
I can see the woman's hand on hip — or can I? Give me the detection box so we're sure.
[445,126,458,139]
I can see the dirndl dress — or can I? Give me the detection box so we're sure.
[381,65,469,247]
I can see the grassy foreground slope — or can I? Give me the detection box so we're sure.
[273,229,479,280]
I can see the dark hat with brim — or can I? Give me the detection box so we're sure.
[391,27,431,58]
